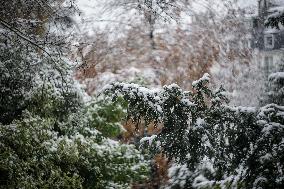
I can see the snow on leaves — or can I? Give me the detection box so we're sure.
[105,73,284,189]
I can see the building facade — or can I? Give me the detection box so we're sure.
[251,0,284,75]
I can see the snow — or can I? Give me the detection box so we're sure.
[261,122,283,135]
[166,83,180,90]
[74,0,108,36]
[192,174,212,188]
[196,118,205,126]
[181,99,195,107]
[167,163,191,188]
[252,177,268,188]
[268,5,284,20]
[140,135,157,146]
[192,73,210,87]
[224,105,257,114]
[86,67,160,95]
[269,72,284,81]
[260,153,273,163]
[264,21,284,33]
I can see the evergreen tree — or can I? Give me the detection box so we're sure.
[105,73,284,188]
[262,60,284,106]
[265,11,284,29]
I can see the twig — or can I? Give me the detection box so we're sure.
[0,18,68,88]
[0,18,52,57]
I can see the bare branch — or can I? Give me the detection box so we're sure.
[0,18,53,58]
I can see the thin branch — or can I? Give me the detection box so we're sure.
[0,18,52,57]
[0,18,68,86]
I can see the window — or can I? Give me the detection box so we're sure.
[253,18,258,28]
[264,34,274,49]
[189,15,196,23]
[264,56,274,74]
[248,40,252,48]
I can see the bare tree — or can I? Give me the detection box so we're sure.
[102,0,191,50]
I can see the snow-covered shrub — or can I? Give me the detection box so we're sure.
[0,111,149,188]
[0,113,83,188]
[105,73,284,188]
[0,44,36,124]
[0,76,150,188]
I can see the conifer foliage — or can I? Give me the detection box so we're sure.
[262,61,284,106]
[105,73,284,189]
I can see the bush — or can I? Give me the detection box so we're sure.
[0,59,149,188]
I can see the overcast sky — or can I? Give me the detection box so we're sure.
[74,0,259,36]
